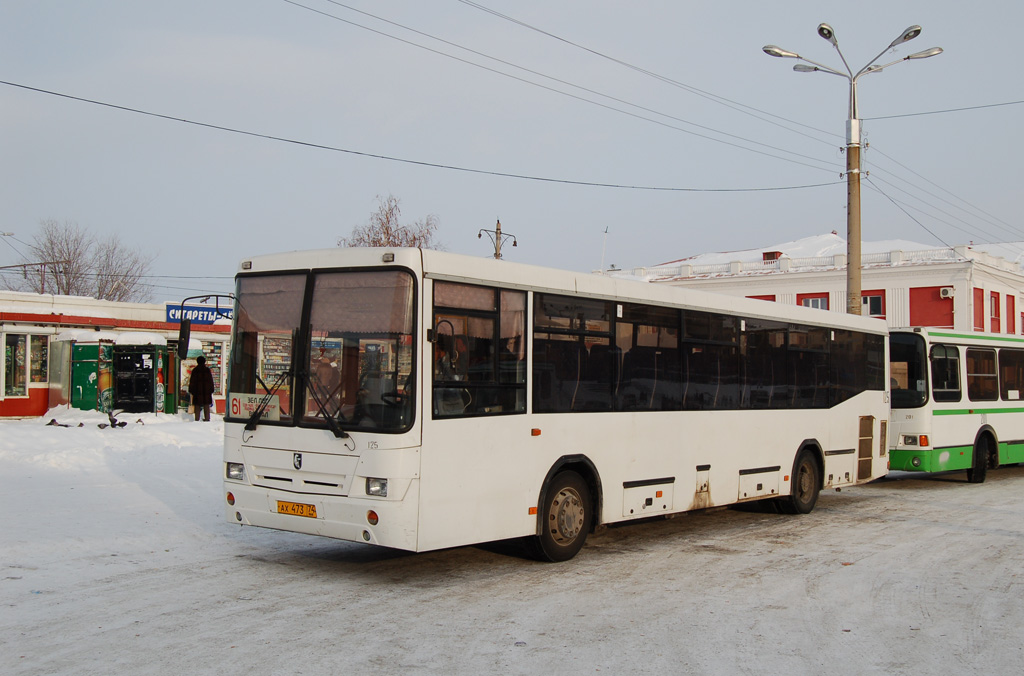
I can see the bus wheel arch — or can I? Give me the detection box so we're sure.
[529,455,602,562]
[777,440,823,515]
[967,427,997,484]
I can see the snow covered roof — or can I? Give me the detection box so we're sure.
[650,233,932,268]
[607,233,1024,282]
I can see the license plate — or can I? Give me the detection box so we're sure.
[277,500,317,518]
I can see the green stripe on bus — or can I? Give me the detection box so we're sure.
[1000,441,1024,465]
[934,407,1024,416]
[927,331,1024,344]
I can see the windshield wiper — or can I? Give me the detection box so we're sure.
[300,370,348,439]
[244,369,291,431]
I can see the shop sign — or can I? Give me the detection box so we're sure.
[166,304,233,325]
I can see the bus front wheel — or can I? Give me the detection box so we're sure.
[778,451,821,514]
[966,437,991,484]
[530,471,592,562]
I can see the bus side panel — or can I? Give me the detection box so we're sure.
[413,391,888,553]
[416,415,541,553]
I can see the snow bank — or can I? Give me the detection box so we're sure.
[0,408,221,471]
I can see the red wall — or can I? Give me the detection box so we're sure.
[2,387,50,418]
[909,286,954,329]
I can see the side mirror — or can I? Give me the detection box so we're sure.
[177,319,192,360]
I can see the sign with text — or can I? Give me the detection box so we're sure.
[167,304,233,325]
[228,392,281,421]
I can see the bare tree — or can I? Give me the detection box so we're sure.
[338,195,443,249]
[3,219,154,301]
[93,235,155,302]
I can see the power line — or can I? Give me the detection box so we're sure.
[865,144,1024,242]
[283,0,841,173]
[450,2,1021,252]
[0,79,843,193]
[863,99,1024,120]
[307,0,843,164]
[453,0,841,146]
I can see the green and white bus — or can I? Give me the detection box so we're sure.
[889,327,1024,482]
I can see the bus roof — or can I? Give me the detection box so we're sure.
[238,247,888,335]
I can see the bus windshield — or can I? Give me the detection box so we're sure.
[227,269,416,432]
[889,332,928,408]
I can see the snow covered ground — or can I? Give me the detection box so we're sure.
[3,410,1024,675]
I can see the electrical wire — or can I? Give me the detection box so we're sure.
[864,177,952,248]
[863,99,1024,120]
[450,1,1020,250]
[0,79,843,193]
[454,0,841,145]
[283,0,841,173]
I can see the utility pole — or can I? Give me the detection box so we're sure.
[0,260,71,295]
[478,219,518,259]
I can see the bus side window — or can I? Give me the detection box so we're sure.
[930,344,962,403]
[999,348,1024,401]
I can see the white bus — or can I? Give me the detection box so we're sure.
[223,248,889,561]
[889,327,1024,482]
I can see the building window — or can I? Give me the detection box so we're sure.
[30,335,49,383]
[991,292,1001,333]
[862,291,885,318]
[1008,296,1017,334]
[4,334,28,396]
[974,288,985,331]
[798,293,829,311]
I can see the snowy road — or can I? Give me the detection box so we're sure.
[3,413,1023,675]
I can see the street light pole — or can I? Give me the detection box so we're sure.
[764,24,942,315]
[478,219,518,260]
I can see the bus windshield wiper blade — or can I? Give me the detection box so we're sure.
[245,370,291,431]
[300,370,348,439]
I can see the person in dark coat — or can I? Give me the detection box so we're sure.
[188,355,216,422]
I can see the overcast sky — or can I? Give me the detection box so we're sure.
[2,1,1021,301]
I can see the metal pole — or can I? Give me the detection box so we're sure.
[846,140,862,315]
[494,220,502,259]
[846,82,862,316]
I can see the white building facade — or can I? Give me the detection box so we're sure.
[610,237,1024,336]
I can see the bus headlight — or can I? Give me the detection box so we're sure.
[903,435,918,446]
[226,462,246,481]
[912,457,922,467]
[366,478,388,497]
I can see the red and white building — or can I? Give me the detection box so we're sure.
[1,290,231,418]
[609,233,1024,335]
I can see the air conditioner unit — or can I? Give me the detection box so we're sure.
[939,287,954,299]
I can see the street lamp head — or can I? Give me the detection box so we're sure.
[793,64,818,72]
[817,23,838,46]
[763,45,800,58]
[908,46,943,59]
[891,25,922,47]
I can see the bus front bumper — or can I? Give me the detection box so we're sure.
[888,446,973,473]
[224,481,420,551]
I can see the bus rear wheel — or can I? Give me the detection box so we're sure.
[778,451,821,514]
[966,437,991,484]
[530,471,592,562]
